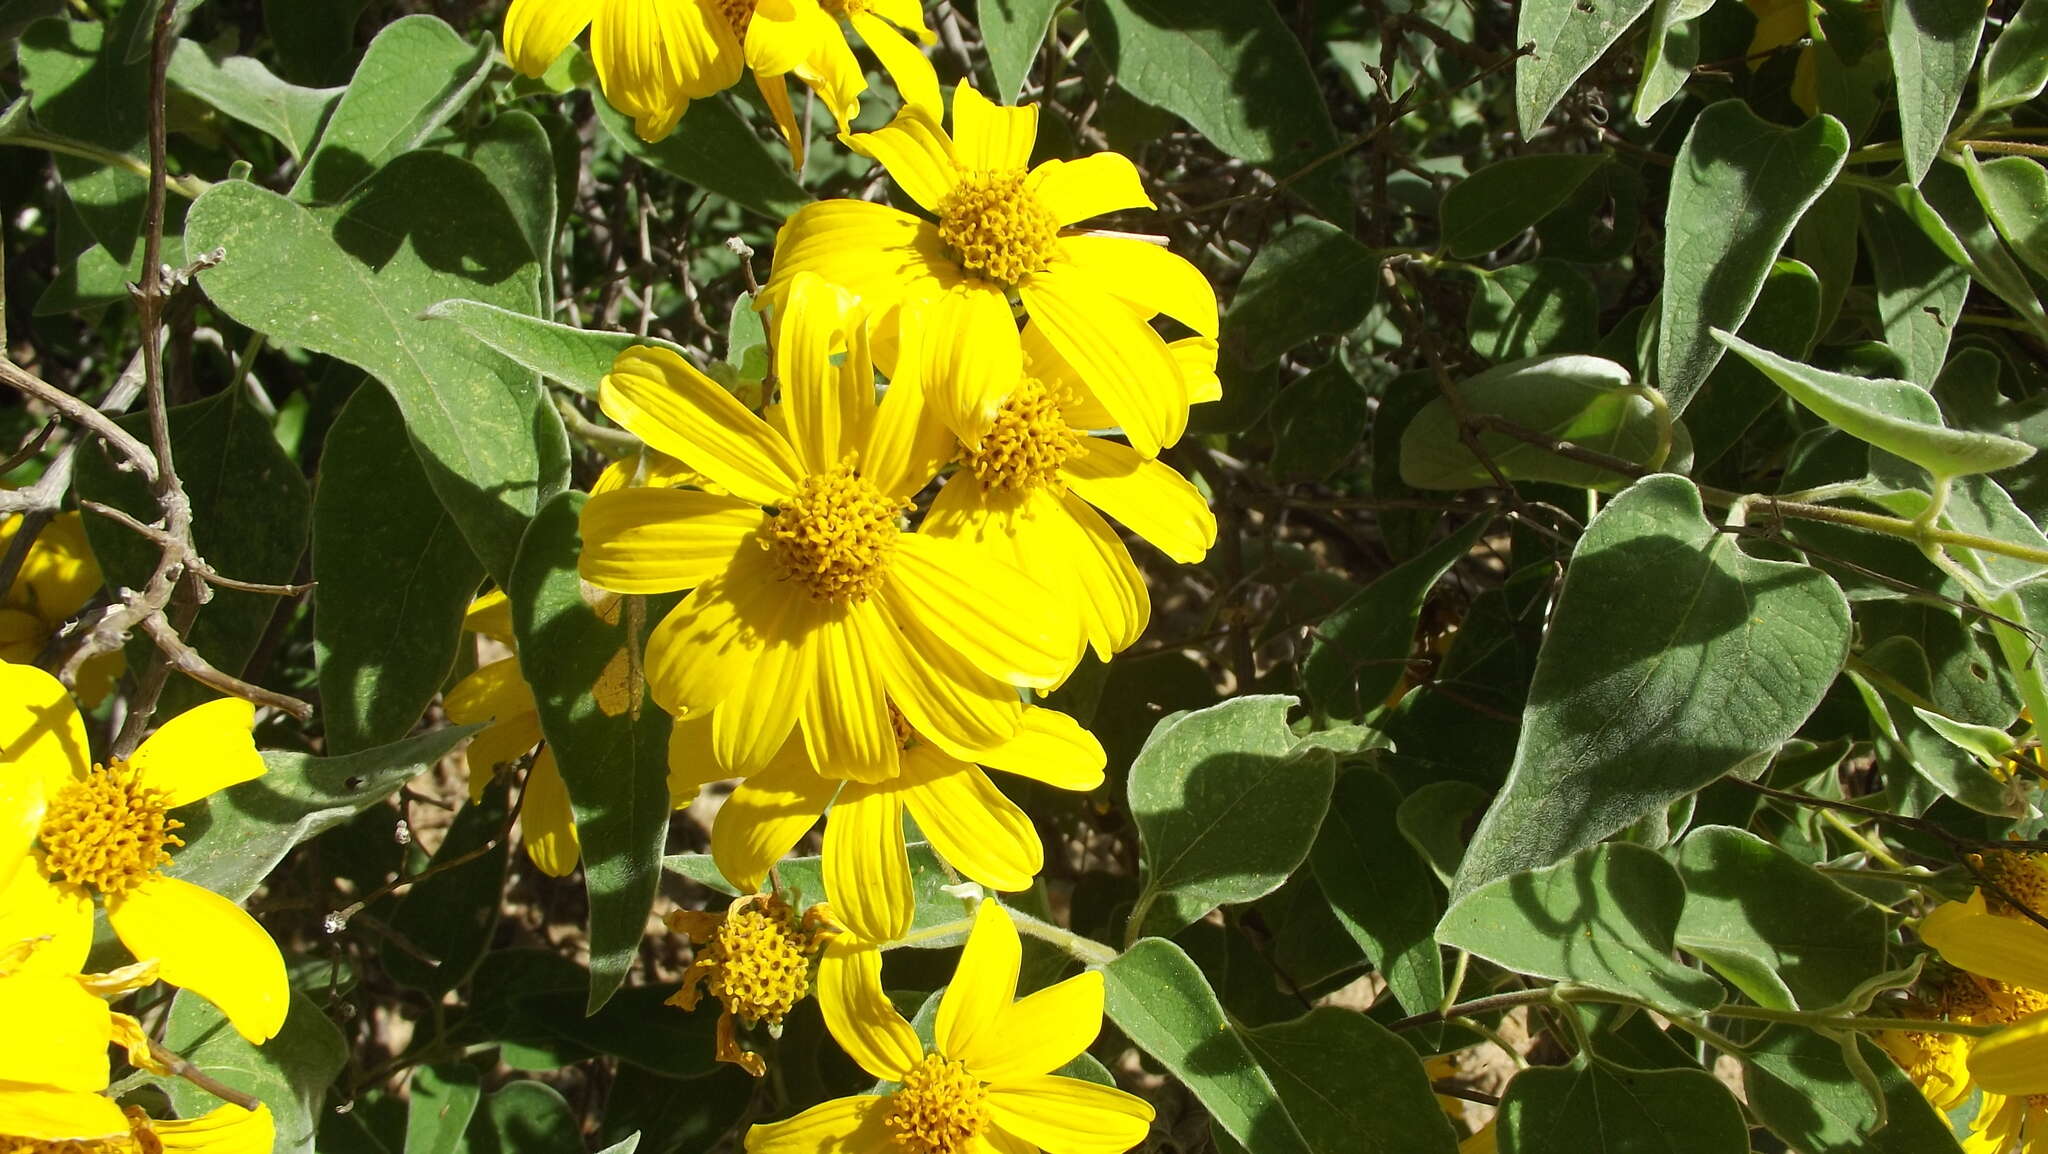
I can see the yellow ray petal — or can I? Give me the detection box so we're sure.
[107,875,288,1043]
[591,0,740,139]
[741,0,817,76]
[1063,438,1215,565]
[976,706,1106,792]
[521,748,582,878]
[1019,268,1186,457]
[462,589,516,644]
[816,939,923,1081]
[665,712,734,801]
[846,107,958,213]
[958,971,1105,1083]
[1053,234,1219,338]
[1971,1009,2048,1097]
[130,698,265,809]
[711,747,836,892]
[754,71,807,169]
[742,1093,890,1153]
[986,1074,1155,1154]
[578,487,763,593]
[764,202,957,322]
[801,608,898,784]
[0,663,87,886]
[934,898,1021,1061]
[0,1086,129,1142]
[503,0,598,76]
[0,971,113,1091]
[851,10,940,115]
[822,783,912,944]
[859,338,955,502]
[601,345,803,506]
[789,16,867,134]
[1029,154,1153,226]
[898,746,1041,891]
[917,283,1025,444]
[711,595,824,774]
[155,1104,277,1154]
[6,512,103,623]
[870,600,1027,761]
[864,0,934,42]
[951,82,1036,171]
[1051,490,1148,660]
[1020,321,1114,430]
[642,550,773,716]
[886,533,1075,689]
[1172,336,1222,404]
[1922,898,2048,993]
[0,867,94,974]
[776,274,872,474]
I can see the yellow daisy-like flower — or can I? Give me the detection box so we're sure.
[443,591,583,879]
[764,83,1219,456]
[921,325,1218,660]
[501,0,935,164]
[0,664,288,1044]
[750,898,1153,1154]
[576,273,1077,777]
[0,940,159,1096]
[0,513,123,706]
[0,1087,273,1154]
[665,892,835,1076]
[672,701,1103,944]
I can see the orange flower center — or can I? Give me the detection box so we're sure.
[962,377,1085,493]
[760,462,906,604]
[1975,848,2048,921]
[818,0,869,15]
[1,1107,163,1154]
[39,762,182,897]
[937,169,1059,287]
[884,1055,990,1154]
[713,0,757,38]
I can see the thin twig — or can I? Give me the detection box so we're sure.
[147,1038,262,1112]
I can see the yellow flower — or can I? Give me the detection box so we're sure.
[671,701,1104,944]
[664,892,834,1076]
[0,1087,273,1154]
[0,941,158,1095]
[0,663,287,1044]
[750,898,1153,1154]
[443,591,583,878]
[1922,886,2048,1099]
[0,513,123,706]
[921,326,1217,660]
[576,273,1077,777]
[764,83,1219,456]
[501,0,935,164]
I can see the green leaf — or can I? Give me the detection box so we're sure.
[1964,153,2048,281]
[1398,354,1668,490]
[978,0,1063,103]
[168,727,478,903]
[1712,329,2035,478]
[314,384,483,753]
[1267,363,1368,483]
[1687,259,1823,474]
[163,990,349,1154]
[454,951,723,1078]
[168,37,342,161]
[1397,780,1490,886]
[1883,0,1985,185]
[461,111,560,278]
[75,386,311,715]
[510,491,674,1012]
[1673,825,1890,1010]
[291,15,492,203]
[1311,770,1445,1021]
[1862,193,1970,387]
[382,781,513,995]
[593,94,809,221]
[1497,1059,1748,1154]
[1978,0,2048,112]
[1127,696,1337,937]
[1237,1008,1460,1154]
[1305,515,1489,717]
[1634,0,1711,123]
[1103,939,1313,1154]
[262,0,373,86]
[1904,164,2048,344]
[405,1065,481,1154]
[467,1081,583,1154]
[1220,220,1377,368]
[186,153,572,585]
[18,13,149,259]
[422,299,687,398]
[1439,843,1725,1015]
[1467,260,1599,362]
[1089,0,1350,221]
[1451,475,1851,898]
[1514,0,1657,135]
[1658,101,1849,414]
[1441,155,1609,259]
[1745,1028,1965,1153]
